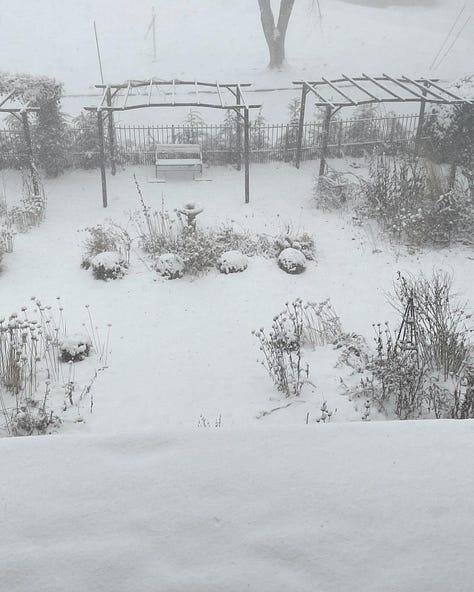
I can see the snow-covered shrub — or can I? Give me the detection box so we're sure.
[278,248,307,274]
[217,250,248,274]
[359,152,473,246]
[59,333,92,362]
[90,251,128,280]
[8,168,47,234]
[422,76,474,200]
[82,222,131,268]
[10,405,62,437]
[154,253,185,279]
[253,299,311,398]
[334,332,370,373]
[69,111,101,169]
[343,272,474,420]
[273,228,316,261]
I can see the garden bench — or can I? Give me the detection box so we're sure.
[154,144,203,181]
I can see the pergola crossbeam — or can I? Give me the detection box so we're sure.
[0,90,16,109]
[340,74,381,101]
[381,73,432,101]
[361,73,405,100]
[401,76,445,101]
[216,82,224,107]
[419,78,474,105]
[321,77,357,105]
[303,81,337,108]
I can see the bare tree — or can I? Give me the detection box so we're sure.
[258,0,296,69]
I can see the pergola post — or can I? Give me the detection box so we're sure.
[295,84,307,169]
[318,105,333,178]
[244,107,250,204]
[20,111,39,195]
[97,109,108,208]
[415,84,428,155]
[236,86,242,171]
[106,88,116,175]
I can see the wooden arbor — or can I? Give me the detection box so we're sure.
[84,79,261,207]
[293,74,474,176]
[0,91,40,193]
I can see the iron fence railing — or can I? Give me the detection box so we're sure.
[1,114,428,170]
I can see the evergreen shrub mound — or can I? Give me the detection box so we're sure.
[154,253,185,280]
[59,333,92,362]
[90,251,128,280]
[216,250,248,274]
[278,248,307,274]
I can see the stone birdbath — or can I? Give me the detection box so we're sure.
[178,201,203,231]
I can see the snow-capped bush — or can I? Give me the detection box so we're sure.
[154,253,185,279]
[59,333,92,362]
[278,248,307,274]
[82,222,131,268]
[90,251,128,280]
[273,230,316,261]
[217,250,248,274]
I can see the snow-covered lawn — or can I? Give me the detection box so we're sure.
[2,420,474,592]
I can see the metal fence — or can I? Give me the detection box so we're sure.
[1,114,424,170]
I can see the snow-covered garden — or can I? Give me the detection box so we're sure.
[1,0,474,590]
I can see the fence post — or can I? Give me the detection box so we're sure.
[284,124,290,162]
[97,109,108,208]
[337,122,343,157]
[236,87,242,171]
[319,106,333,178]
[415,84,428,155]
[106,88,116,175]
[295,85,307,169]
[244,108,250,204]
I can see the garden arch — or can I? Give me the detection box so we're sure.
[84,79,261,207]
[293,74,474,176]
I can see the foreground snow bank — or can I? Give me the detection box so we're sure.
[2,421,473,592]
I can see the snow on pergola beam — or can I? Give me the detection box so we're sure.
[0,91,40,113]
[84,79,262,208]
[293,74,474,108]
[293,74,474,174]
[85,79,262,112]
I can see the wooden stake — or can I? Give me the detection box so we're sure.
[93,22,105,85]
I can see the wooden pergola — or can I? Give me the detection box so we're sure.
[0,91,40,192]
[293,74,474,176]
[84,79,262,207]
